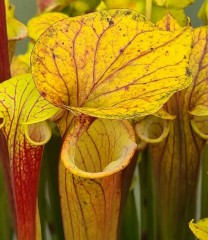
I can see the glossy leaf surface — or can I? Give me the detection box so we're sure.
[31,9,192,119]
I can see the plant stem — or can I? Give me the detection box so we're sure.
[0,0,11,82]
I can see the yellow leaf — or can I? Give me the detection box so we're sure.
[27,12,68,41]
[189,219,208,240]
[0,74,59,126]
[31,9,193,119]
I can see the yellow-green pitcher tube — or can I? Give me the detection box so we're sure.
[150,95,205,240]
[59,116,137,240]
[135,99,205,239]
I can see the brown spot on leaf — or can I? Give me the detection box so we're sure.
[41,92,46,97]
[109,20,114,26]
[186,67,192,77]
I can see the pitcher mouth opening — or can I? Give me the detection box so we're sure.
[61,119,137,179]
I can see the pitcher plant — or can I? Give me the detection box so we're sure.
[0,0,208,240]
